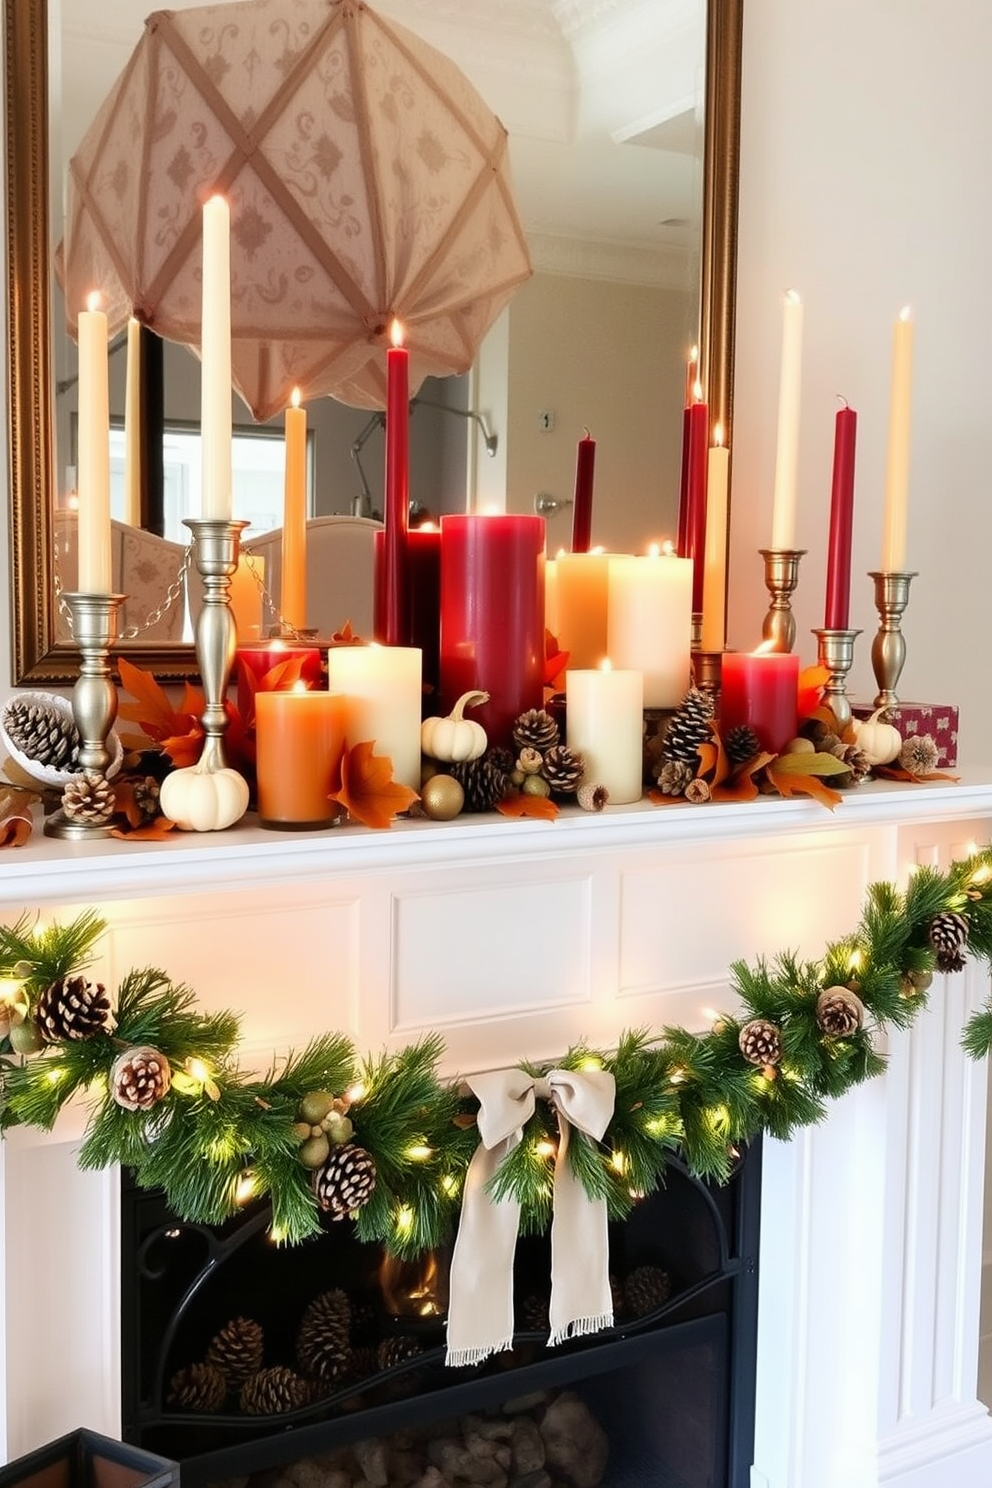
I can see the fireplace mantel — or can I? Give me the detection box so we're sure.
[2,779,992,1488]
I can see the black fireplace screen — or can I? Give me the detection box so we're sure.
[120,1143,760,1488]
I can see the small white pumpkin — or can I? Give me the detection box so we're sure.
[851,707,902,767]
[420,690,490,763]
[160,762,250,832]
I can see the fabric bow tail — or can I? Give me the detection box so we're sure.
[445,1065,616,1367]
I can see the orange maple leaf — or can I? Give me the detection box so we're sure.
[496,791,559,821]
[765,765,842,810]
[712,751,776,803]
[544,630,570,691]
[110,816,178,841]
[118,656,200,747]
[0,811,33,847]
[875,765,960,785]
[329,620,366,647]
[330,741,419,829]
[797,664,831,720]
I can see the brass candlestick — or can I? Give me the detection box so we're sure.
[868,571,916,708]
[691,612,703,651]
[812,628,861,728]
[185,518,248,768]
[692,648,723,698]
[759,548,806,654]
[45,593,125,840]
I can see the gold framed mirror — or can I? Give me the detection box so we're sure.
[6,0,742,686]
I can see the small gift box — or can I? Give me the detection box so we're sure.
[0,1429,178,1488]
[853,702,959,769]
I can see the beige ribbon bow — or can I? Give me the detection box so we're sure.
[445,1065,616,1367]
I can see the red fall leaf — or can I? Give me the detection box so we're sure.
[0,812,33,847]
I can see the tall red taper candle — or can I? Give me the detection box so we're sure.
[375,317,410,643]
[824,400,858,630]
[571,429,596,552]
[682,384,709,612]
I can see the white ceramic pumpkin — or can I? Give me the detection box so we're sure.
[851,708,902,767]
[159,763,250,832]
[420,690,490,763]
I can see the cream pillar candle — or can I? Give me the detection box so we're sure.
[566,661,643,804]
[200,195,232,519]
[607,546,692,707]
[700,432,730,652]
[545,553,560,638]
[555,550,615,670]
[326,644,423,791]
[771,289,803,549]
[76,292,112,592]
[122,317,142,527]
[881,306,913,571]
[282,387,307,628]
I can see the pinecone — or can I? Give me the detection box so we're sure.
[312,1143,377,1219]
[2,697,80,771]
[816,986,865,1038]
[111,1045,172,1110]
[540,744,584,796]
[296,1289,352,1386]
[450,748,512,812]
[662,689,715,768]
[205,1317,265,1390]
[622,1264,672,1319]
[167,1362,228,1413]
[738,1018,782,1068]
[239,1366,310,1416]
[928,910,969,973]
[512,709,559,752]
[61,770,115,824]
[376,1335,423,1371]
[610,1272,625,1318]
[833,744,872,784]
[132,775,162,823]
[900,734,939,777]
[518,1293,550,1332]
[347,1344,380,1382]
[724,724,761,767]
[654,759,694,796]
[35,975,113,1043]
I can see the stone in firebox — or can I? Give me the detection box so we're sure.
[538,1393,609,1488]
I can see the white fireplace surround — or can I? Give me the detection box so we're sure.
[1,780,992,1488]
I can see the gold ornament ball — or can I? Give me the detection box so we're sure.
[421,774,465,820]
[9,1019,43,1054]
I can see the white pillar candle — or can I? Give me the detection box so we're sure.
[770,289,803,549]
[555,551,615,670]
[282,387,308,628]
[607,546,692,707]
[701,432,730,652]
[76,292,112,592]
[881,306,913,571]
[566,661,643,804]
[326,645,423,791]
[201,195,232,519]
[122,317,142,528]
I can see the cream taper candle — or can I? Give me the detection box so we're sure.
[201,195,232,519]
[76,292,112,592]
[881,306,913,572]
[123,317,142,527]
[566,660,643,804]
[771,289,803,549]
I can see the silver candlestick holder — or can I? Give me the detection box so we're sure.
[45,592,126,840]
[185,517,248,769]
[759,548,806,653]
[868,571,916,708]
[811,627,862,728]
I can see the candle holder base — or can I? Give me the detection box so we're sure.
[759,549,806,654]
[812,628,862,728]
[868,571,916,708]
[45,592,126,842]
[692,649,723,698]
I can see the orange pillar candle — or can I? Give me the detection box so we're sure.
[555,551,615,671]
[255,685,346,829]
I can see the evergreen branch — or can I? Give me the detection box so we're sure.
[962,1005,992,1060]
[0,909,106,988]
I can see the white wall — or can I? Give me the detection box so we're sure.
[729,0,992,771]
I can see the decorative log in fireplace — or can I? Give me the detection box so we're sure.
[120,1144,761,1488]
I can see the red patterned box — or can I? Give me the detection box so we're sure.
[852,702,959,769]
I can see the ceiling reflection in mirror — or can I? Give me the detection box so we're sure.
[51,0,704,562]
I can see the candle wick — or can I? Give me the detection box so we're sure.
[836,393,849,409]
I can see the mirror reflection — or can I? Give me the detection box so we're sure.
[51,0,705,643]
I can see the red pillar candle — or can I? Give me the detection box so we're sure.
[375,525,441,702]
[439,513,546,748]
[678,384,709,612]
[235,639,322,723]
[571,430,596,552]
[824,401,858,629]
[720,648,801,757]
[374,318,410,644]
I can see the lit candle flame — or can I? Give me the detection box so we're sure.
[389,317,404,349]
[713,423,724,448]
[661,539,675,556]
[86,291,101,313]
[291,386,301,410]
[693,379,704,403]
[647,542,661,558]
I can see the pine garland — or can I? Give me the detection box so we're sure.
[2,850,992,1251]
